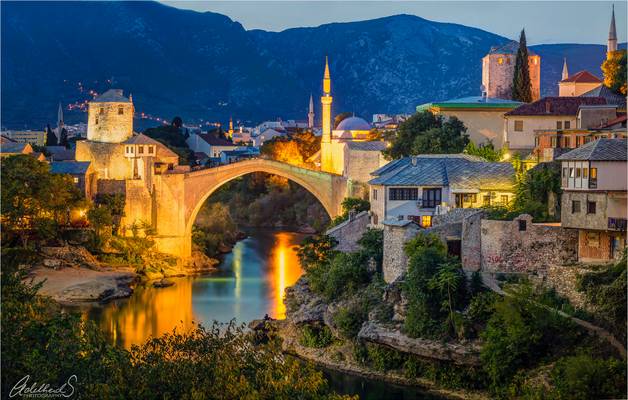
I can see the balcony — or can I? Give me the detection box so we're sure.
[608,218,627,231]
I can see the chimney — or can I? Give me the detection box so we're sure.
[411,156,418,166]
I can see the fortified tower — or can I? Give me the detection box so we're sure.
[87,89,134,143]
[481,41,541,101]
[320,57,334,173]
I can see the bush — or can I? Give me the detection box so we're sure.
[334,304,367,339]
[298,325,334,348]
[364,343,405,372]
[467,291,499,325]
[308,252,370,302]
[549,354,626,400]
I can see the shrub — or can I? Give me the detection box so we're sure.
[309,252,370,301]
[467,291,499,325]
[334,304,367,339]
[298,325,334,348]
[364,343,405,372]
[550,354,626,400]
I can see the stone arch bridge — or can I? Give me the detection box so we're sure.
[147,159,348,258]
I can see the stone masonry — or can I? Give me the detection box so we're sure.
[382,220,421,283]
[326,211,370,253]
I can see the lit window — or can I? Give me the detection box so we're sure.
[590,168,597,179]
[514,120,524,132]
[498,57,504,65]
[118,106,124,115]
[73,177,79,183]
[148,146,154,154]
[501,195,509,204]
[138,146,144,154]
[583,168,588,178]
[576,168,581,178]
[421,215,432,228]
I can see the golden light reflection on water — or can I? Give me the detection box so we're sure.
[89,231,305,348]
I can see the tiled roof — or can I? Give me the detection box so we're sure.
[560,70,602,83]
[50,161,91,175]
[599,114,627,129]
[487,41,538,56]
[0,143,30,154]
[556,138,627,161]
[369,155,515,190]
[198,133,234,146]
[580,85,627,108]
[505,97,607,116]
[124,134,179,158]
[92,89,130,103]
[345,141,388,151]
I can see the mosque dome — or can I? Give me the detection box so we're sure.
[336,116,371,131]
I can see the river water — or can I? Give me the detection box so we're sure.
[82,229,441,399]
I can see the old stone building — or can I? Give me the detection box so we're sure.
[481,41,541,101]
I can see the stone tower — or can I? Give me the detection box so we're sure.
[320,57,334,173]
[308,94,315,129]
[562,58,569,81]
[87,89,133,143]
[481,41,541,101]
[608,4,617,55]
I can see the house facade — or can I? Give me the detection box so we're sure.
[368,154,515,227]
[186,133,239,158]
[557,139,627,262]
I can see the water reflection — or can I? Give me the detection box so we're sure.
[83,230,305,348]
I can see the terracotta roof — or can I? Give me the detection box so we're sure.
[198,133,234,146]
[556,138,627,161]
[505,97,607,116]
[560,70,602,83]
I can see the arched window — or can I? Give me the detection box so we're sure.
[497,57,504,65]
[118,106,124,115]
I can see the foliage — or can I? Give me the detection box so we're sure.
[193,202,239,257]
[309,252,371,302]
[46,124,58,146]
[383,111,469,160]
[297,235,338,270]
[480,284,579,394]
[467,291,499,326]
[143,124,195,165]
[548,354,626,400]
[298,325,334,348]
[261,130,321,167]
[171,116,183,129]
[463,141,503,161]
[1,155,83,247]
[402,234,468,339]
[512,29,533,102]
[577,251,627,341]
[362,343,405,372]
[601,49,627,95]
[328,197,370,228]
[356,228,383,270]
[333,302,368,339]
[1,253,352,400]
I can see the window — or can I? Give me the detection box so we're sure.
[130,146,134,153]
[562,167,568,177]
[564,137,571,148]
[564,121,570,129]
[498,57,504,65]
[514,120,524,132]
[590,168,597,188]
[572,200,581,213]
[421,188,442,208]
[506,57,511,65]
[483,195,491,206]
[389,188,418,201]
[95,117,99,125]
[587,201,596,214]
[583,168,588,178]
[99,107,104,115]
[576,168,581,178]
[551,136,557,148]
[556,121,563,130]
[518,220,527,231]
[73,177,79,184]
[138,146,144,154]
[569,168,574,178]
[372,189,378,201]
[118,106,124,115]
[501,195,509,205]
[421,215,432,228]
[148,146,154,154]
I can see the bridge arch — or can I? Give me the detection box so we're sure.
[161,159,347,258]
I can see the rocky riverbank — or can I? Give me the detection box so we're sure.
[269,277,488,399]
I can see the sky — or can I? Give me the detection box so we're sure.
[162,1,626,45]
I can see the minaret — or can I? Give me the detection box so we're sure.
[608,4,617,54]
[308,94,315,129]
[561,58,569,81]
[57,102,64,130]
[320,56,334,173]
[228,116,234,139]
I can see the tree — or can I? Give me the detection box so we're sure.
[511,29,533,102]
[58,128,69,148]
[171,116,183,129]
[261,130,321,167]
[464,141,503,161]
[334,112,353,129]
[45,124,57,146]
[602,50,627,95]
[383,111,469,159]
[1,155,82,247]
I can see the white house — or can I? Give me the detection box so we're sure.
[186,133,238,158]
[368,154,516,227]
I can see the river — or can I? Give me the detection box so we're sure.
[81,229,441,399]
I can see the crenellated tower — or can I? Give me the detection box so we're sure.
[320,56,334,173]
[86,89,134,143]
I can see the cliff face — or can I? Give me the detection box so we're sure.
[2,1,618,128]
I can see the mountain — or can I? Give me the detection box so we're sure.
[1,1,618,129]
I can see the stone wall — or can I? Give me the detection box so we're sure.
[545,264,595,311]
[326,211,370,253]
[382,221,420,283]
[461,211,484,272]
[480,214,578,274]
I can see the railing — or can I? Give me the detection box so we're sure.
[608,217,627,231]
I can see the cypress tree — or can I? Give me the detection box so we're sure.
[45,124,58,146]
[511,29,533,102]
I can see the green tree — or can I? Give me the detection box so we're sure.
[383,111,469,159]
[329,197,371,227]
[602,49,627,95]
[45,124,57,146]
[464,141,503,161]
[511,29,533,102]
[1,155,82,247]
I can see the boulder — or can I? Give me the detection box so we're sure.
[358,322,481,366]
[40,246,102,270]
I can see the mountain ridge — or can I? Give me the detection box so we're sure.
[1,1,620,129]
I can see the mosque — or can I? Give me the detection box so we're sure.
[316,57,389,191]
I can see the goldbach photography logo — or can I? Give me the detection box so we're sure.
[9,375,77,398]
